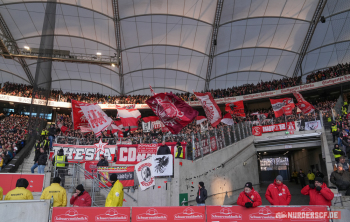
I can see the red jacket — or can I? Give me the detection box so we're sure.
[301,183,334,206]
[265,180,291,205]
[237,188,262,208]
[70,191,92,207]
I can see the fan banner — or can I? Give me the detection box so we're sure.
[209,135,224,152]
[193,92,222,127]
[270,98,294,118]
[225,101,246,117]
[258,122,298,133]
[305,120,322,130]
[131,207,206,222]
[97,166,134,187]
[117,108,141,131]
[71,100,90,130]
[50,143,116,162]
[194,137,210,158]
[52,207,131,222]
[206,205,330,222]
[293,92,315,114]
[209,136,217,152]
[79,103,113,137]
[135,157,155,191]
[252,126,262,136]
[142,121,151,132]
[145,92,199,134]
[116,142,187,165]
[282,103,294,116]
[152,154,173,177]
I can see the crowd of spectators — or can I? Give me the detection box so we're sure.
[0,115,28,170]
[306,63,350,84]
[1,76,302,104]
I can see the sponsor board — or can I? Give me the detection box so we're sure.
[131,207,205,222]
[52,207,130,222]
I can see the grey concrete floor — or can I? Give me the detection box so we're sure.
[258,181,310,205]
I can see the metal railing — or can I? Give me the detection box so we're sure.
[52,162,137,206]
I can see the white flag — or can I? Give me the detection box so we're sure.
[79,103,113,137]
[135,157,155,191]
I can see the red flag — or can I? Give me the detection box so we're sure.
[270,98,294,118]
[293,92,315,115]
[71,100,90,130]
[142,116,159,123]
[145,92,199,134]
[193,92,222,127]
[282,103,294,116]
[57,121,68,133]
[196,116,207,125]
[221,113,234,125]
[117,108,141,131]
[225,101,246,117]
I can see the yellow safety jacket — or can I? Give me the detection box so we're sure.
[332,125,337,132]
[0,186,3,200]
[307,173,315,181]
[344,101,348,106]
[4,187,33,200]
[40,183,67,207]
[105,180,124,207]
[327,117,332,122]
[55,156,65,168]
[333,148,343,159]
[175,146,183,158]
[292,172,298,178]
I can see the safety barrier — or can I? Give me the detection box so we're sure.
[0,200,50,222]
[51,205,339,222]
[0,173,45,194]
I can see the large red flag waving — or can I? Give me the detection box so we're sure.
[225,101,246,117]
[270,98,294,118]
[145,92,199,134]
[193,92,222,127]
[293,92,315,114]
[71,100,90,130]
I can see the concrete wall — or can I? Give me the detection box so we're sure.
[177,136,258,206]
[0,200,50,222]
[290,148,322,174]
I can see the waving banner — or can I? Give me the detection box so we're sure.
[146,93,198,134]
[270,98,294,118]
[71,100,90,130]
[193,92,222,127]
[79,103,113,137]
[293,92,315,115]
[225,101,245,117]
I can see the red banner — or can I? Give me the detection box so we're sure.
[194,92,222,127]
[71,99,90,130]
[209,136,217,152]
[194,137,210,158]
[131,206,206,222]
[52,207,131,222]
[225,101,246,117]
[252,126,262,136]
[282,103,294,116]
[117,142,186,164]
[98,166,134,187]
[0,173,44,194]
[270,98,294,118]
[206,205,329,222]
[262,123,287,133]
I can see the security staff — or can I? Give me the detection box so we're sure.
[331,123,338,143]
[40,177,67,207]
[333,144,345,163]
[5,178,33,200]
[344,101,348,106]
[52,149,68,187]
[175,142,183,159]
[0,186,3,200]
[327,116,332,123]
[41,128,48,141]
[105,174,124,207]
[34,139,41,150]
[42,137,50,153]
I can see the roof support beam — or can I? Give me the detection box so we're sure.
[211,70,288,81]
[126,87,189,94]
[46,79,120,94]
[204,0,224,91]
[123,68,206,80]
[292,0,328,77]
[0,13,34,85]
[112,0,124,95]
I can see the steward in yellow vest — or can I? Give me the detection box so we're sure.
[52,149,68,187]
[175,142,183,159]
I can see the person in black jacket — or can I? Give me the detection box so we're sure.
[196,182,207,206]
[37,148,48,174]
[122,126,130,138]
[31,146,41,173]
[48,124,56,150]
[298,169,306,188]
[157,140,171,155]
[97,155,108,167]
[315,169,324,179]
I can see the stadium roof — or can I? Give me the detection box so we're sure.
[0,0,349,96]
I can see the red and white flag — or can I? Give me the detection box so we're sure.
[142,116,159,123]
[193,92,222,127]
[107,123,123,134]
[117,108,141,130]
[79,103,113,137]
[146,92,198,134]
[71,100,90,130]
[221,113,234,126]
[79,126,92,133]
[251,112,259,116]
[57,121,68,133]
[282,103,294,116]
[196,116,207,125]
[225,101,246,117]
[293,92,315,115]
[269,98,294,118]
